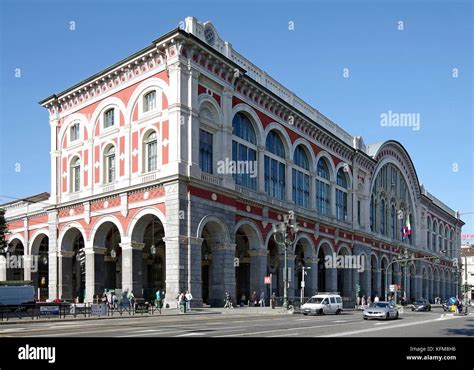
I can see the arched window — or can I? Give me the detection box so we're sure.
[70,123,80,142]
[427,218,431,249]
[103,108,115,128]
[438,224,443,253]
[292,145,310,208]
[143,91,156,113]
[264,130,285,200]
[335,168,348,221]
[316,158,331,215]
[380,199,386,235]
[370,195,375,231]
[433,220,438,252]
[70,157,81,192]
[145,131,158,172]
[199,129,213,174]
[391,205,396,239]
[232,113,257,190]
[104,146,116,183]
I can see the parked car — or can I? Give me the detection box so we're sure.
[301,293,343,315]
[411,300,431,312]
[363,301,399,320]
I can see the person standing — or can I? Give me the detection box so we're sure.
[361,295,366,308]
[185,291,193,312]
[356,295,361,309]
[259,291,265,307]
[155,289,162,314]
[128,291,135,312]
[374,295,379,303]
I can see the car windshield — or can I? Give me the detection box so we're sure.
[306,297,324,304]
[369,302,389,308]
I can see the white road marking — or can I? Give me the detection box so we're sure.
[176,332,205,337]
[321,315,461,337]
[332,320,347,323]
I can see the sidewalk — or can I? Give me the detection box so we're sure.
[0,306,285,325]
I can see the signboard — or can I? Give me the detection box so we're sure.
[91,304,107,316]
[264,276,271,284]
[39,306,59,316]
[389,284,396,292]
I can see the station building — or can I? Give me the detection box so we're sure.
[0,17,464,307]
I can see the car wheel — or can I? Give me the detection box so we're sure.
[411,308,414,311]
[428,307,431,312]
[395,311,399,319]
[363,317,368,320]
[319,308,324,315]
[336,309,341,315]
[386,312,390,320]
[303,313,308,316]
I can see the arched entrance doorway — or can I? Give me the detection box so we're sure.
[6,239,24,281]
[60,227,85,302]
[93,222,122,295]
[131,214,165,302]
[235,229,250,305]
[31,234,49,300]
[317,243,335,292]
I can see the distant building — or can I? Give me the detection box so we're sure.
[461,244,474,300]
[0,17,464,306]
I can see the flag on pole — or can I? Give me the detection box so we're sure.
[406,215,411,235]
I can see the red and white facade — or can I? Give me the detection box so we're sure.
[1,17,464,307]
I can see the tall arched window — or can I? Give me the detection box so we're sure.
[145,131,157,172]
[292,145,310,208]
[143,90,156,112]
[316,158,331,215]
[335,168,348,221]
[380,199,386,235]
[427,218,431,249]
[232,113,257,190]
[104,146,116,183]
[264,130,286,200]
[391,204,396,239]
[70,157,81,193]
[438,224,443,253]
[433,220,438,252]
[370,195,375,231]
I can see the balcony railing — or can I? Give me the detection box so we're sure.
[201,173,222,186]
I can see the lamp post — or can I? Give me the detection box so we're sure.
[299,266,311,304]
[272,211,300,309]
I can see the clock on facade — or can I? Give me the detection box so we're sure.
[204,26,215,46]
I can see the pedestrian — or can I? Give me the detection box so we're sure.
[185,290,193,312]
[155,289,162,314]
[112,292,118,309]
[259,291,265,307]
[367,296,372,306]
[224,291,233,309]
[240,294,246,307]
[374,295,379,303]
[356,296,361,309]
[361,295,366,307]
[250,291,257,307]
[454,298,460,314]
[176,291,181,310]
[128,291,135,312]
[271,292,277,309]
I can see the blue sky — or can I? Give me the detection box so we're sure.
[0,0,472,239]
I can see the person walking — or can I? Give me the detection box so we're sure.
[356,296,361,309]
[361,295,366,308]
[224,291,233,309]
[259,291,265,307]
[240,294,246,307]
[374,295,379,303]
[185,290,193,312]
[271,292,277,309]
[367,296,372,306]
[250,291,257,307]
[128,291,135,312]
[155,289,162,314]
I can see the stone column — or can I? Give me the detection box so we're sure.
[120,241,145,297]
[58,251,75,301]
[309,171,316,211]
[187,237,204,307]
[372,268,382,298]
[306,257,318,297]
[249,249,267,299]
[84,246,106,303]
[0,255,6,281]
[257,146,265,194]
[48,210,59,301]
[330,181,336,218]
[209,242,236,307]
[23,254,32,282]
[286,160,293,202]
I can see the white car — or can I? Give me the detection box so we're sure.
[301,294,343,315]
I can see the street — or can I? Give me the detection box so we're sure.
[0,307,472,337]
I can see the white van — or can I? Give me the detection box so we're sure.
[0,285,35,306]
[301,293,343,315]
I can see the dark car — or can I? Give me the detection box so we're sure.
[412,300,431,312]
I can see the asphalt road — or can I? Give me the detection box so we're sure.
[0,308,472,337]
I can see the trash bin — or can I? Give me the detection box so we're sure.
[180,300,187,313]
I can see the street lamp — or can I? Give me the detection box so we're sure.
[298,265,311,304]
[272,212,300,309]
